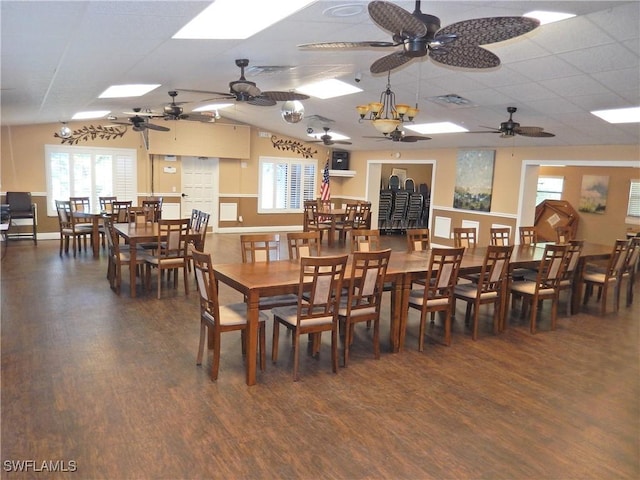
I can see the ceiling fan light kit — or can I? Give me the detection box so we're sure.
[357,71,418,134]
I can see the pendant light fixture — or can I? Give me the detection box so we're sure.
[356,71,418,134]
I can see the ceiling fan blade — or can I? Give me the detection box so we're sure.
[175,89,236,101]
[178,113,216,123]
[334,140,353,145]
[261,91,310,101]
[516,126,555,138]
[144,123,170,132]
[401,135,431,142]
[368,1,427,38]
[370,51,413,74]
[123,110,162,117]
[436,17,539,46]
[430,45,499,69]
[247,96,277,107]
[298,41,396,49]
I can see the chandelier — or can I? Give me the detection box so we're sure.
[356,71,418,134]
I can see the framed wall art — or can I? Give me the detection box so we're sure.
[579,174,609,214]
[453,150,495,212]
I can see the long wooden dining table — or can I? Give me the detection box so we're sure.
[73,211,104,258]
[213,241,614,386]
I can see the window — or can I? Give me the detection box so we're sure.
[536,176,564,205]
[627,180,640,219]
[45,145,137,216]
[258,156,317,213]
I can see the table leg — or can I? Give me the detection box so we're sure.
[245,291,260,386]
[129,239,138,298]
[397,273,413,352]
[91,217,100,258]
[571,259,586,315]
[389,277,403,353]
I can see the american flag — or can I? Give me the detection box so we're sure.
[320,159,330,201]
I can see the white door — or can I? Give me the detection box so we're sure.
[181,156,218,229]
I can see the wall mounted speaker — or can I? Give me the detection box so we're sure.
[331,151,350,170]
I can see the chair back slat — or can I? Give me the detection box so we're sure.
[453,227,476,248]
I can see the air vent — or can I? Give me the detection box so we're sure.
[428,94,476,108]
[245,65,294,76]
[305,114,335,125]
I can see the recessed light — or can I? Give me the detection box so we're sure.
[173,0,315,40]
[524,11,576,25]
[99,84,160,98]
[591,106,640,124]
[297,79,362,99]
[406,122,469,135]
[193,103,234,112]
[72,110,111,120]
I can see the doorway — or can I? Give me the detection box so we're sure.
[181,156,218,230]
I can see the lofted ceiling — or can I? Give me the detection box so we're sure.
[1,0,639,151]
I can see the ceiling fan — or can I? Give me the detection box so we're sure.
[179,59,310,106]
[365,127,431,142]
[308,127,352,146]
[298,0,539,74]
[113,109,170,132]
[161,91,217,122]
[473,107,556,138]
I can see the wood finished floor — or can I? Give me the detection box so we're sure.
[1,233,639,480]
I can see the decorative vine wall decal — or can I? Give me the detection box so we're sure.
[270,135,317,158]
[54,125,128,145]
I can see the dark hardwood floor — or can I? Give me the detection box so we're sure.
[1,233,638,479]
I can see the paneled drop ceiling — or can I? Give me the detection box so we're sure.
[1,1,638,151]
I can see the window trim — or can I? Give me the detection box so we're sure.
[626,179,640,224]
[44,144,137,216]
[257,156,317,214]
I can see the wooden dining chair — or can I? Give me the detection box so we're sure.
[509,243,569,334]
[303,201,330,241]
[103,217,145,295]
[186,210,210,275]
[192,249,267,381]
[143,218,190,299]
[406,247,465,349]
[112,201,132,222]
[453,227,477,249]
[582,239,629,315]
[621,237,640,307]
[337,249,391,366]
[99,196,117,214]
[55,199,92,256]
[271,254,348,381]
[406,228,430,253]
[335,203,358,244]
[556,226,573,243]
[353,202,372,230]
[287,231,321,259]
[555,240,584,315]
[490,227,511,246]
[453,245,513,340]
[519,226,537,245]
[240,233,298,309]
[350,229,382,253]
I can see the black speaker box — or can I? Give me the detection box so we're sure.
[331,151,350,170]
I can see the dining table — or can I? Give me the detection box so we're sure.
[113,221,198,298]
[72,210,105,258]
[317,208,345,247]
[212,240,614,386]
